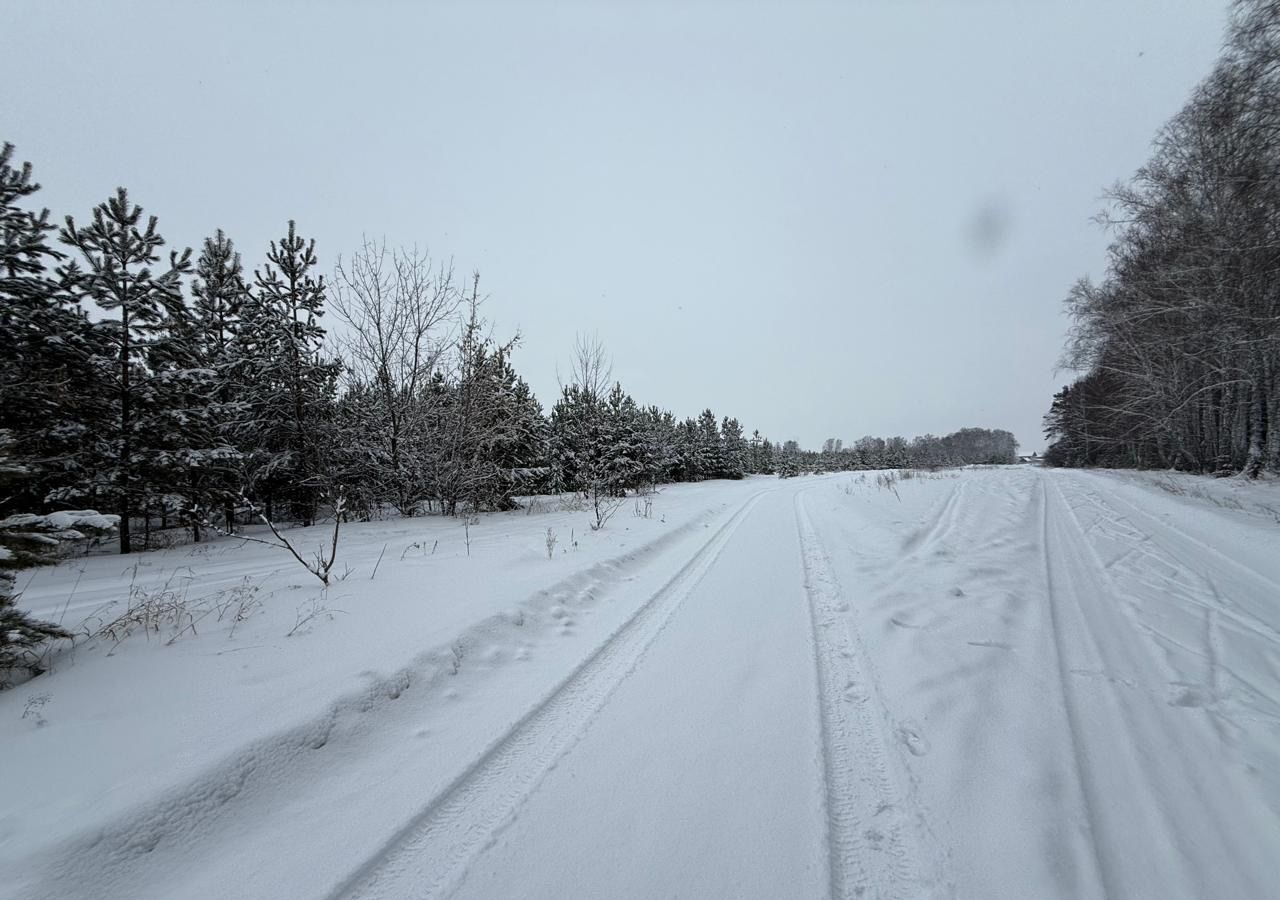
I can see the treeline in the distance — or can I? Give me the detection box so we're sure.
[774,431,1019,478]
[1045,0,1280,476]
[2,141,1018,561]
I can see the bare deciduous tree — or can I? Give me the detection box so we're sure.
[560,332,613,402]
[331,239,462,513]
[1046,0,1280,475]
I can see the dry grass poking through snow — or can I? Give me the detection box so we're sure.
[85,576,264,648]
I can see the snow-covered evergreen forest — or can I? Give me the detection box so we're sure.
[1,141,1020,555]
[1044,0,1280,475]
[0,151,768,549]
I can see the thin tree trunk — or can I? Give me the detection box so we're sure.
[118,306,132,555]
[1245,358,1267,478]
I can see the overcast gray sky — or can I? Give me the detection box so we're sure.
[5,0,1230,450]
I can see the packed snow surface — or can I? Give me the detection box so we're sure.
[2,468,1279,899]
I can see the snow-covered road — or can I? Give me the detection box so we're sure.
[5,468,1279,899]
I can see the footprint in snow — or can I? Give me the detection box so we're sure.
[896,721,930,757]
[966,640,1013,651]
[843,680,868,704]
[1168,684,1212,708]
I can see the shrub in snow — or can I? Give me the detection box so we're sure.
[225,493,346,587]
[0,507,118,685]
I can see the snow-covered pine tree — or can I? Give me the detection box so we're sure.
[600,383,643,495]
[425,283,542,513]
[404,369,450,513]
[547,387,577,493]
[501,372,549,502]
[639,406,680,488]
[777,439,801,477]
[227,280,285,516]
[326,380,390,518]
[463,324,544,510]
[189,231,249,531]
[696,409,723,478]
[192,231,245,357]
[758,437,776,475]
[854,436,886,468]
[60,189,193,553]
[0,142,56,292]
[434,289,491,515]
[472,353,547,509]
[676,416,700,481]
[549,384,598,494]
[0,143,102,516]
[143,272,239,543]
[720,416,747,479]
[885,436,909,468]
[746,429,769,474]
[0,432,117,684]
[240,222,340,525]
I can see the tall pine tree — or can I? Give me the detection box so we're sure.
[0,143,100,515]
[60,188,193,553]
[238,222,340,525]
[189,230,248,531]
[720,416,747,479]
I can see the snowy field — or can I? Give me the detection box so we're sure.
[3,467,1279,900]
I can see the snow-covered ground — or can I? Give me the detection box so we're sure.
[2,468,1279,899]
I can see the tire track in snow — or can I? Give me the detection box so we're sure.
[1060,476,1280,645]
[1081,476,1280,596]
[1054,475,1280,737]
[795,492,945,900]
[1035,479,1113,900]
[325,489,772,900]
[901,478,966,554]
[880,478,968,583]
[1037,474,1275,900]
[13,498,754,900]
